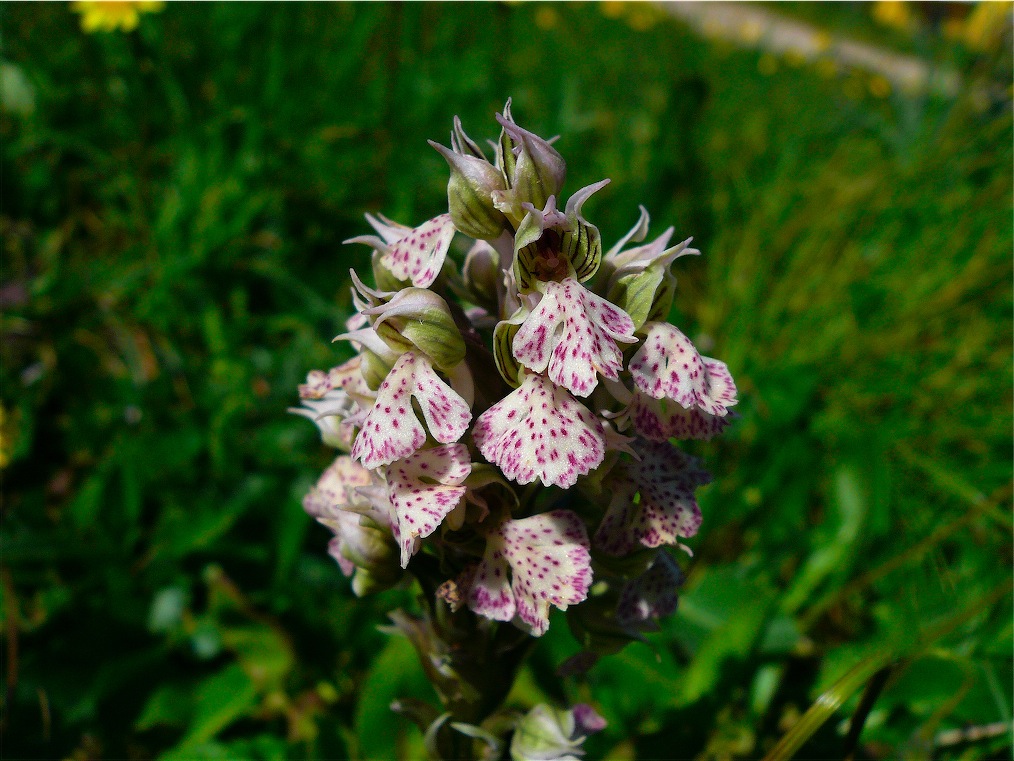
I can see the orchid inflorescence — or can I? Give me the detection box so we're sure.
[294,100,737,755]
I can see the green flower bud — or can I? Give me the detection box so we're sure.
[604,230,699,330]
[462,240,501,309]
[510,703,605,761]
[496,111,567,213]
[338,514,396,569]
[365,288,466,372]
[429,140,508,241]
[351,565,402,596]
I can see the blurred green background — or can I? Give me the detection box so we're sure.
[2,2,1011,760]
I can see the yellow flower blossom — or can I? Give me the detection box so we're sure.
[961,1,1010,52]
[872,1,914,32]
[71,1,164,34]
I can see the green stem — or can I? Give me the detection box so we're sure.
[400,555,535,760]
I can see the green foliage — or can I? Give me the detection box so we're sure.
[2,3,1010,759]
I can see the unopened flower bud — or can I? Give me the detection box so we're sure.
[350,565,402,596]
[604,226,699,329]
[364,288,466,372]
[496,112,567,213]
[450,115,487,160]
[462,240,501,308]
[337,513,399,572]
[510,703,605,761]
[429,140,508,241]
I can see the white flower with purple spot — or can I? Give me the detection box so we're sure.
[346,213,456,288]
[512,278,637,398]
[386,443,471,568]
[616,551,684,628]
[303,456,384,576]
[466,510,592,636]
[595,441,711,556]
[351,351,472,469]
[472,373,606,489]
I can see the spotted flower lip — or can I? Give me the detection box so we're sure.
[351,351,472,470]
[594,441,711,556]
[386,443,471,568]
[298,104,738,657]
[466,510,592,636]
[472,373,606,489]
[625,392,734,441]
[629,322,737,414]
[616,551,684,628]
[512,278,637,398]
[345,213,456,288]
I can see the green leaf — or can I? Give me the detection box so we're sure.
[175,664,259,750]
[136,682,194,731]
[782,463,868,613]
[354,634,435,761]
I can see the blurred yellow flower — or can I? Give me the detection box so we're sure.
[71,1,164,33]
[872,1,914,32]
[960,1,1010,52]
[869,74,892,99]
[535,5,559,30]
[600,2,625,20]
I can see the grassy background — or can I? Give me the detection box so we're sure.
[2,3,1011,759]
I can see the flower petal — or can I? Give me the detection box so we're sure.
[616,551,684,627]
[351,351,472,469]
[501,510,593,636]
[468,510,593,636]
[467,543,516,623]
[382,214,457,288]
[625,392,732,441]
[594,442,711,555]
[386,444,471,567]
[472,373,606,488]
[629,323,738,416]
[512,278,636,397]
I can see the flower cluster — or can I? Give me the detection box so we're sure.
[294,101,737,654]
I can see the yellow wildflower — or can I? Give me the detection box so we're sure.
[71,1,164,33]
[872,1,914,32]
[869,75,892,99]
[961,1,1010,52]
